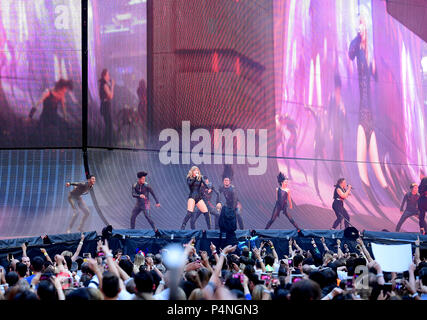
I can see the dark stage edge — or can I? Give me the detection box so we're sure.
[1,229,426,264]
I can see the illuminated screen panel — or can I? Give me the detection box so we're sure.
[274,0,427,221]
[88,0,147,148]
[0,0,82,147]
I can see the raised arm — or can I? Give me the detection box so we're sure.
[320,237,329,252]
[356,237,373,263]
[337,239,344,259]
[268,241,279,264]
[21,242,28,258]
[71,233,85,262]
[414,236,421,266]
[252,248,266,273]
[40,248,53,263]
[101,240,126,291]
[210,242,219,264]
[288,238,295,258]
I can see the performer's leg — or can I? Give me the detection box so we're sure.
[236,207,244,230]
[77,198,90,232]
[419,207,426,235]
[195,200,210,229]
[182,198,196,230]
[143,209,156,231]
[331,203,343,229]
[130,206,142,229]
[208,205,220,229]
[342,207,350,229]
[67,195,79,232]
[283,208,299,230]
[395,210,412,232]
[191,210,202,230]
[265,205,280,230]
[202,211,211,230]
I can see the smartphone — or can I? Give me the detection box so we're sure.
[291,275,304,283]
[233,273,244,283]
[288,259,293,266]
[346,278,353,289]
[261,274,271,284]
[83,253,91,258]
[7,253,13,261]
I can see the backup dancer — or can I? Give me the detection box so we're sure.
[65,175,96,233]
[130,171,160,231]
[265,172,300,230]
[395,183,420,232]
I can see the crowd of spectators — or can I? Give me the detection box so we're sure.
[0,233,426,301]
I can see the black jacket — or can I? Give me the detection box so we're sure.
[132,182,159,205]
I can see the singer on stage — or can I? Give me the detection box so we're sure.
[181,166,211,230]
[131,171,160,231]
[331,178,352,229]
[65,175,96,233]
[190,176,219,230]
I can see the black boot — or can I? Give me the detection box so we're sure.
[181,211,192,230]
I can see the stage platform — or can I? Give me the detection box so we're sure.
[1,229,426,265]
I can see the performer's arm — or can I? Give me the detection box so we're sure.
[61,97,67,121]
[348,33,361,61]
[201,176,212,189]
[103,82,114,100]
[148,186,160,205]
[132,184,139,198]
[287,189,293,209]
[337,186,352,199]
[399,193,407,213]
[187,176,196,188]
[211,186,219,197]
[68,181,83,187]
[29,89,49,118]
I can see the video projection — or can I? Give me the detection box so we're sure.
[88,0,147,148]
[0,0,82,148]
[273,0,426,229]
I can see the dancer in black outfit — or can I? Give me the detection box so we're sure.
[418,176,427,235]
[181,166,211,230]
[191,177,220,230]
[331,178,352,229]
[29,79,73,143]
[265,172,299,230]
[130,171,160,231]
[216,176,244,230]
[99,69,115,146]
[395,183,420,232]
[65,175,96,233]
